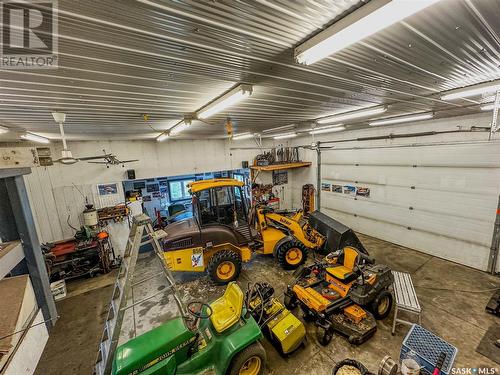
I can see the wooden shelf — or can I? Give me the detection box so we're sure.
[250,162,312,172]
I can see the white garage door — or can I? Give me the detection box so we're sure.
[319,141,500,272]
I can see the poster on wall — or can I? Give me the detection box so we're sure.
[332,184,343,193]
[146,183,160,193]
[321,182,331,191]
[98,183,118,196]
[142,195,151,202]
[356,186,370,198]
[343,185,356,197]
[152,191,162,198]
[133,181,146,190]
[272,170,288,185]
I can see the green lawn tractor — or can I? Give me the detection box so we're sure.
[112,282,266,375]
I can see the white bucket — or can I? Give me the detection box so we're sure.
[401,359,420,375]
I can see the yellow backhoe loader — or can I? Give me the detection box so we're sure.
[161,178,367,284]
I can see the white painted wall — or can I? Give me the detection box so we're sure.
[24,139,258,253]
[290,113,500,272]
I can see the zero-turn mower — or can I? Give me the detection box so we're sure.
[112,282,267,375]
[284,246,394,346]
[161,179,363,284]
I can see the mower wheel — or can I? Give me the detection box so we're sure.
[276,241,308,270]
[228,341,266,375]
[370,290,393,320]
[207,250,242,285]
[283,293,298,310]
[317,327,334,346]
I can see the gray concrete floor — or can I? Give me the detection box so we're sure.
[36,234,499,374]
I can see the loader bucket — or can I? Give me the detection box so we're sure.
[308,211,368,255]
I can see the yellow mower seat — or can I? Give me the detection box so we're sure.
[326,246,360,281]
[209,282,244,333]
[326,266,353,280]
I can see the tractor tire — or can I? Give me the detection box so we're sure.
[276,241,308,270]
[370,290,393,320]
[227,341,266,375]
[283,293,298,310]
[317,327,334,346]
[207,250,242,285]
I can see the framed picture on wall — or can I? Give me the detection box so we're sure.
[97,183,118,196]
[133,181,146,190]
[146,183,160,193]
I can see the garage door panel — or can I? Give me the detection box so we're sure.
[321,194,490,245]
[322,180,496,221]
[322,143,500,167]
[322,208,490,271]
[319,142,500,271]
[321,165,500,195]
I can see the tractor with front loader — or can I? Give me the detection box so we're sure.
[161,178,367,284]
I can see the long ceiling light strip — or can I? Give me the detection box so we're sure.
[274,132,297,140]
[156,133,169,142]
[262,124,296,133]
[197,84,253,119]
[317,106,387,124]
[481,103,498,111]
[309,124,346,134]
[169,120,191,136]
[21,132,50,143]
[294,0,440,65]
[441,80,500,101]
[232,132,255,140]
[369,112,433,126]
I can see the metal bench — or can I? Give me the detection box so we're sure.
[392,271,421,335]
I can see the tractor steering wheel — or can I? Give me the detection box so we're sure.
[187,301,213,319]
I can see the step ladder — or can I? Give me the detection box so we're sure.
[94,214,186,375]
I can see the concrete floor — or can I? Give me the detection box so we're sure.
[36,234,499,374]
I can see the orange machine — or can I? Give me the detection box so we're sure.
[285,246,394,346]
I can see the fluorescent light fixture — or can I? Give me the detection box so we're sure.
[274,132,297,140]
[21,132,50,144]
[441,80,500,101]
[0,125,9,134]
[169,120,191,136]
[51,112,66,123]
[481,103,498,111]
[197,84,253,119]
[294,0,439,65]
[232,132,254,140]
[156,133,169,142]
[317,106,387,124]
[369,112,434,126]
[262,124,296,133]
[309,124,346,134]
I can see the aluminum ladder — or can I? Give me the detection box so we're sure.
[94,214,186,375]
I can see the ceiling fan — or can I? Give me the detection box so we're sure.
[51,112,138,166]
[86,149,139,168]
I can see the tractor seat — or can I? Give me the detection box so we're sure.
[209,282,244,333]
[326,246,360,282]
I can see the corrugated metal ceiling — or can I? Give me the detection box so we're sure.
[0,0,499,140]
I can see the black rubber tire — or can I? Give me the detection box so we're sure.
[302,310,316,322]
[227,341,266,375]
[276,241,308,270]
[207,250,242,285]
[317,327,333,346]
[283,293,298,310]
[370,290,393,320]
